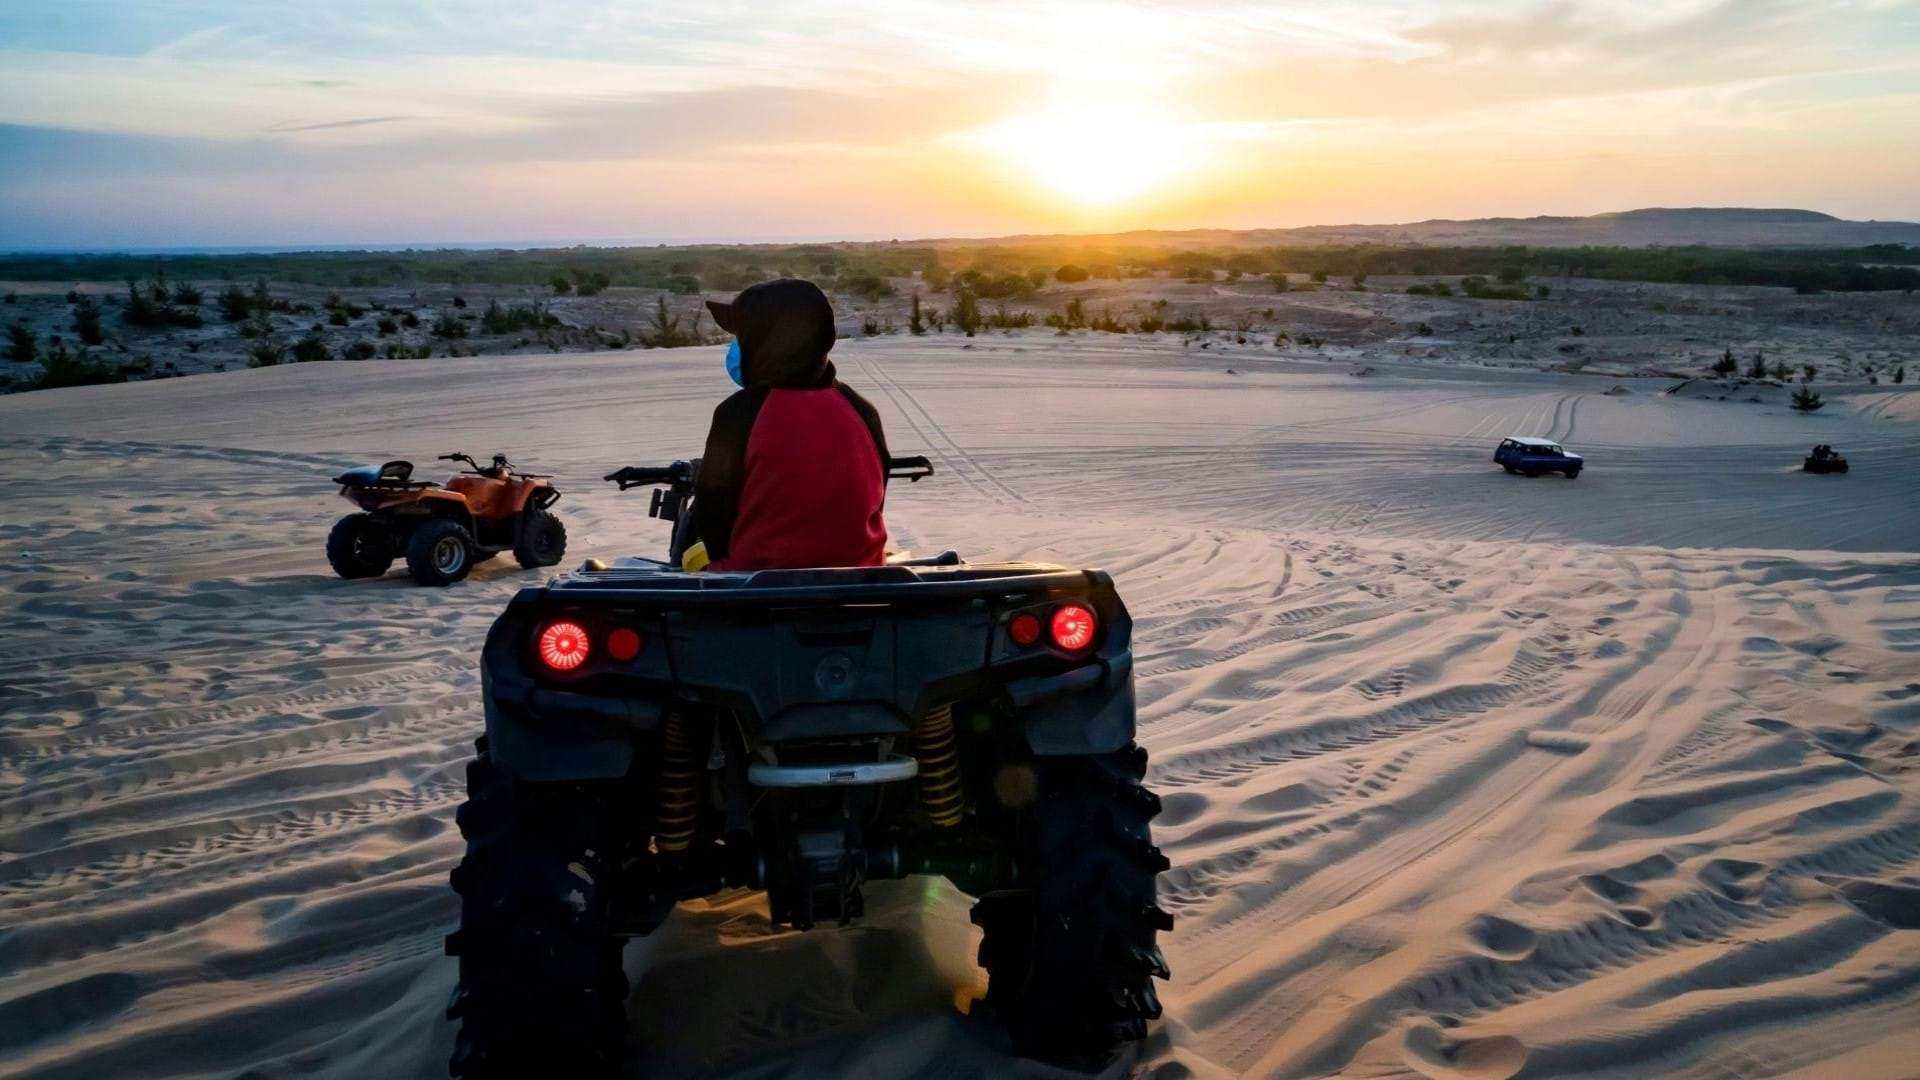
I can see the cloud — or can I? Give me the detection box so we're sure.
[272,114,407,132]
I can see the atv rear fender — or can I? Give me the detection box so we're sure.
[479,565,1136,783]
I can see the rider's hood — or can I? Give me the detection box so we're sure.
[706,279,837,389]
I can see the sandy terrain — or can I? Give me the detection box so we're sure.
[2,333,1918,1078]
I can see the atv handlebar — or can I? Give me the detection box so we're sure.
[603,456,934,492]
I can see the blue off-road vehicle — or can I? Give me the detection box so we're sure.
[1494,435,1584,478]
[444,457,1170,1077]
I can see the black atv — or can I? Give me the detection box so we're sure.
[1803,444,1850,474]
[444,456,1170,1076]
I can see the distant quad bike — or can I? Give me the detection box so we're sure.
[1803,444,1849,474]
[327,453,566,586]
[444,456,1171,1076]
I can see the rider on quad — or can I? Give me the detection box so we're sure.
[691,278,891,572]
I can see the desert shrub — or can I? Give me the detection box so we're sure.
[923,266,951,291]
[1064,297,1087,329]
[1406,284,1434,295]
[451,295,467,308]
[2,292,14,304]
[1026,269,1048,290]
[248,339,285,367]
[123,278,166,327]
[1748,352,1768,379]
[861,315,882,336]
[346,340,376,361]
[377,316,398,335]
[1351,271,1367,289]
[1498,266,1526,285]
[1896,366,1906,384]
[954,288,981,335]
[957,271,1032,301]
[659,274,701,295]
[1135,313,1165,333]
[909,293,925,335]
[985,306,1033,329]
[481,300,557,334]
[33,344,124,389]
[1167,312,1211,333]
[639,294,706,347]
[1268,273,1289,293]
[1310,269,1329,284]
[292,335,330,363]
[1712,349,1738,376]
[841,272,892,301]
[217,285,253,321]
[432,310,467,339]
[6,320,37,363]
[1790,387,1824,412]
[1088,306,1126,333]
[575,271,611,296]
[172,282,203,305]
[1535,284,1551,298]
[401,311,422,328]
[1802,363,1818,382]
[1460,276,1529,301]
[551,274,573,294]
[71,296,104,345]
[1055,264,1090,283]
[329,308,351,326]
[1416,322,1434,336]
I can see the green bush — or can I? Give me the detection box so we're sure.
[908,292,925,335]
[840,272,892,301]
[1268,273,1289,293]
[401,311,422,328]
[292,334,330,363]
[248,340,285,367]
[6,320,37,363]
[480,300,557,334]
[954,288,981,335]
[639,295,706,347]
[72,295,104,345]
[1055,264,1090,283]
[432,310,467,339]
[33,344,124,389]
[376,316,398,335]
[217,285,253,321]
[172,282,203,305]
[1790,387,1824,412]
[551,274,573,294]
[1713,349,1738,376]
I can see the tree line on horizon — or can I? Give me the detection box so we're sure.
[1,241,1915,296]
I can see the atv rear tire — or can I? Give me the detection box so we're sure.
[971,742,1171,1064]
[446,742,628,1078]
[513,510,567,569]
[326,513,394,579]
[406,518,475,586]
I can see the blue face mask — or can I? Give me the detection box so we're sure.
[724,338,744,387]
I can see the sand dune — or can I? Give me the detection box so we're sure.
[1,334,1916,1078]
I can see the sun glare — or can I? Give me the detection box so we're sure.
[967,103,1203,207]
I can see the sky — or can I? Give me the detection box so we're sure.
[2,0,1918,249]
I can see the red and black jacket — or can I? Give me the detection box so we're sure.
[697,280,890,571]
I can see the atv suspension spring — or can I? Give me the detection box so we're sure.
[654,711,702,853]
[914,704,964,827]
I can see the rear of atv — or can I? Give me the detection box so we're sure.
[445,562,1171,1076]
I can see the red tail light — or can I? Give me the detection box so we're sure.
[1008,612,1042,646]
[606,627,643,661]
[1050,604,1097,651]
[538,620,590,671]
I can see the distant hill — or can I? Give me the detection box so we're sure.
[957,208,1920,250]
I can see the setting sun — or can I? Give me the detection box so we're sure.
[960,99,1205,207]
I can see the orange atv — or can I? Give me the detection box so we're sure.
[326,453,566,586]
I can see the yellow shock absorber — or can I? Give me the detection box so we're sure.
[654,711,701,853]
[915,703,964,827]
